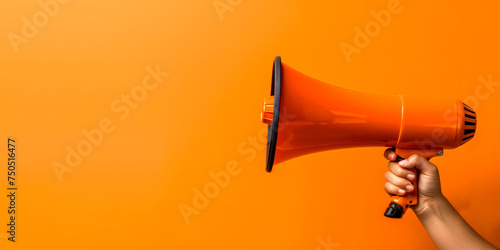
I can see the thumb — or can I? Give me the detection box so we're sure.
[398,154,438,176]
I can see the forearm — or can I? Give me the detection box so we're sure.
[416,195,498,250]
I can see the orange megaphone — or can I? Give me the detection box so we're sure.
[260,56,477,218]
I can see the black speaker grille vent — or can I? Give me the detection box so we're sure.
[461,104,476,145]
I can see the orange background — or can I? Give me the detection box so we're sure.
[0,0,499,249]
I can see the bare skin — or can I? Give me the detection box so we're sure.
[383,148,498,250]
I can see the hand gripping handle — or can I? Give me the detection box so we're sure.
[383,147,443,218]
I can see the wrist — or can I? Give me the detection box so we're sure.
[414,193,447,220]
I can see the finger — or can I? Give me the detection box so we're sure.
[384,182,407,196]
[384,148,397,161]
[388,162,416,181]
[385,171,414,192]
[398,154,439,176]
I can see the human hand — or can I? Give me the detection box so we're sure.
[383,148,445,216]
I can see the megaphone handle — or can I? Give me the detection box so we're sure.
[383,147,442,219]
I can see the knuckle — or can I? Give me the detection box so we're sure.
[433,165,439,174]
[384,171,391,181]
[409,154,419,163]
[397,178,408,187]
[396,168,404,176]
[413,154,424,166]
[388,162,396,170]
[384,182,390,191]
[384,182,394,193]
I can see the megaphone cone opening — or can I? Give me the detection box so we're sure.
[264,56,282,172]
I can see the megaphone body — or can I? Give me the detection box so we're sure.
[261,56,476,218]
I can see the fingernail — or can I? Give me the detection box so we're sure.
[399,159,408,166]
[389,152,395,159]
[398,189,406,195]
[407,174,415,180]
[406,185,413,192]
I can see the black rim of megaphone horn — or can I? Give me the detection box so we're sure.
[266,56,281,172]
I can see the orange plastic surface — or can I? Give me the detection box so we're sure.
[261,62,472,167]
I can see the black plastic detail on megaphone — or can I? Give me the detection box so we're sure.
[384,202,404,218]
[266,56,281,172]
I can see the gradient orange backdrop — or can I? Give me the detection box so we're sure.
[0,0,499,249]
